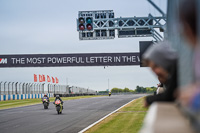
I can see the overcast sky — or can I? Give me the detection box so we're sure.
[0,0,167,91]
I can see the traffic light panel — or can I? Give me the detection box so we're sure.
[77,10,115,40]
[77,15,93,31]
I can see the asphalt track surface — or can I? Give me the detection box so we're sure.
[0,94,146,133]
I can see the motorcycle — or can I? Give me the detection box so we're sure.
[42,97,49,109]
[54,99,63,114]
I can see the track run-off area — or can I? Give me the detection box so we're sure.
[0,94,146,133]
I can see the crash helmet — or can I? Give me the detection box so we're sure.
[56,95,60,99]
[44,94,47,97]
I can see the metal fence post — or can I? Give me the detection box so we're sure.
[54,84,56,94]
[47,84,50,93]
[22,83,25,94]
[12,82,14,94]
[34,83,36,94]
[0,81,2,95]
[4,82,7,95]
[26,83,28,94]
[8,82,11,95]
[42,83,45,94]
[37,83,39,94]
[29,83,31,94]
[19,82,22,94]
[15,82,18,94]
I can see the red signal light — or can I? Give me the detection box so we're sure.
[79,24,85,30]
[86,24,92,30]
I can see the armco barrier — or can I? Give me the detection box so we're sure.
[0,93,54,101]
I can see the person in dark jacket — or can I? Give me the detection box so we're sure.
[142,41,178,107]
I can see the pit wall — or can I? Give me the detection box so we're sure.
[0,93,54,101]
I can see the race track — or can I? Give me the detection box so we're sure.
[0,94,146,133]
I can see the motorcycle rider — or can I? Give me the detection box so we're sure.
[54,95,64,109]
[42,94,49,102]
[109,91,111,96]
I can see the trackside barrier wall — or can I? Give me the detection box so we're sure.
[0,82,96,96]
[0,82,96,101]
[0,93,54,101]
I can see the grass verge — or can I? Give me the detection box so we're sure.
[85,97,147,133]
[0,95,105,110]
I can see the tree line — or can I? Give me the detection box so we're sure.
[110,86,157,93]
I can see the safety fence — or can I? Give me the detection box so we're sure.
[0,93,54,101]
[0,81,96,101]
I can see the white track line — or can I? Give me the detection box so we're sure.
[78,98,137,133]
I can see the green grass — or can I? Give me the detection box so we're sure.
[86,97,147,133]
[0,95,105,110]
